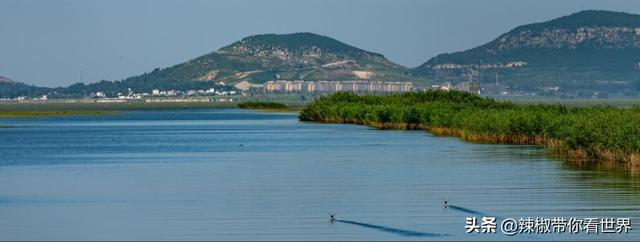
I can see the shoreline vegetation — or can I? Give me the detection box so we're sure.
[238,101,296,112]
[299,90,640,173]
[0,101,238,112]
[0,110,115,117]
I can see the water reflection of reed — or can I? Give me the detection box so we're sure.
[556,152,640,179]
[464,142,640,195]
[559,158,640,193]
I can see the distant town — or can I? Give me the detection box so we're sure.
[261,80,413,93]
[0,80,419,102]
[0,76,577,103]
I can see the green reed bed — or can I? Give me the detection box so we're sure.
[238,101,293,111]
[299,90,640,169]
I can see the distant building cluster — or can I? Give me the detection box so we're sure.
[431,81,480,93]
[89,88,237,100]
[430,68,482,94]
[432,61,527,70]
[263,80,414,93]
[0,95,48,102]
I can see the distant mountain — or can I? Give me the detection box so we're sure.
[33,32,418,98]
[0,76,50,98]
[0,75,17,84]
[135,32,415,84]
[415,10,640,96]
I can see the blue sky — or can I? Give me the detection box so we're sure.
[2,0,640,87]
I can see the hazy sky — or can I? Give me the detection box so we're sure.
[2,0,640,87]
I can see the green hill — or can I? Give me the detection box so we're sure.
[42,33,418,98]
[415,10,640,96]
[174,32,416,84]
[0,80,49,99]
[0,33,420,99]
[123,32,415,87]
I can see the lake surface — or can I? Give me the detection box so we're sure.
[0,109,638,240]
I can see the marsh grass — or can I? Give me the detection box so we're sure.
[300,90,640,171]
[238,101,295,112]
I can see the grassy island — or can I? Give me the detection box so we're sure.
[300,90,640,171]
[238,101,293,111]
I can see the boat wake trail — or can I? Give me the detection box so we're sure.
[335,219,448,237]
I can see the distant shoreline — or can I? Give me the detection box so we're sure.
[0,110,116,117]
[0,95,311,112]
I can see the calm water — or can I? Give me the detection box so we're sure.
[0,109,638,241]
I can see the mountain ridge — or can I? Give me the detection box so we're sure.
[219,32,385,58]
[415,10,640,96]
[120,32,414,88]
[0,75,15,83]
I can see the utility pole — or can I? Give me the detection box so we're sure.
[468,68,480,95]
[80,71,86,98]
[434,56,440,84]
